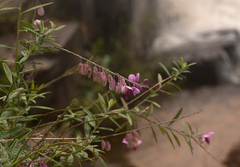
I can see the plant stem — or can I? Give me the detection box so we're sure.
[15,0,22,71]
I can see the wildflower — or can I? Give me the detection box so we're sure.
[122,131,142,150]
[33,19,41,29]
[105,141,111,151]
[108,74,116,91]
[87,67,92,78]
[115,82,122,94]
[125,87,132,100]
[37,7,45,16]
[101,71,107,86]
[42,162,48,167]
[132,87,140,96]
[101,140,111,151]
[78,63,83,74]
[93,66,98,81]
[101,140,106,150]
[199,132,214,145]
[128,73,140,83]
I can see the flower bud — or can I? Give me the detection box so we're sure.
[33,19,41,29]
[115,82,122,94]
[143,79,149,83]
[105,141,111,151]
[101,140,106,150]
[101,72,107,86]
[78,63,83,74]
[93,66,98,81]
[132,131,139,138]
[87,67,92,78]
[108,74,116,91]
[37,7,45,16]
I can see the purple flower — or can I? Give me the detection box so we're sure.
[101,140,106,150]
[101,140,111,151]
[37,7,45,16]
[105,141,111,151]
[132,87,140,96]
[42,162,48,167]
[128,73,140,83]
[122,131,142,150]
[199,132,214,145]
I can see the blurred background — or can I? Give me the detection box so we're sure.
[1,0,240,166]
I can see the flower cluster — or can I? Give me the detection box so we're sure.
[199,132,214,145]
[78,62,149,100]
[101,140,111,151]
[122,131,142,150]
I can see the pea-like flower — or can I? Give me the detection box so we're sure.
[101,140,111,151]
[199,132,214,145]
[37,7,45,16]
[108,74,116,91]
[122,131,142,150]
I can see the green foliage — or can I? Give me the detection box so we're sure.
[0,1,215,166]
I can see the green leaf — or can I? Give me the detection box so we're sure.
[0,44,15,49]
[146,104,153,117]
[168,107,183,126]
[159,62,171,76]
[22,2,53,14]
[50,42,61,47]
[171,131,180,147]
[15,129,31,143]
[0,7,18,11]
[166,82,182,92]
[109,117,122,129]
[157,73,162,87]
[151,126,158,142]
[159,90,177,98]
[2,63,12,84]
[84,122,91,137]
[115,122,128,132]
[126,113,132,126]
[98,93,107,113]
[98,156,107,167]
[108,99,117,110]
[19,55,29,64]
[98,127,114,131]
[30,106,54,110]
[147,100,161,108]
[85,115,95,127]
[120,97,128,110]
[187,122,194,135]
[67,154,74,164]
[158,125,165,135]
[20,20,34,30]
[55,25,66,31]
[182,120,187,133]
[2,124,25,139]
[164,130,175,149]
[8,88,25,100]
[83,108,94,117]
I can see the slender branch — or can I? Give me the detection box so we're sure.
[15,0,22,71]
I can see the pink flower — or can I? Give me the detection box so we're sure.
[101,140,111,151]
[128,73,140,83]
[122,131,142,150]
[37,7,45,16]
[199,132,214,145]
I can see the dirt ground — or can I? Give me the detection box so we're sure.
[124,84,240,167]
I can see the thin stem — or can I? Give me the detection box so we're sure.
[15,0,22,71]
